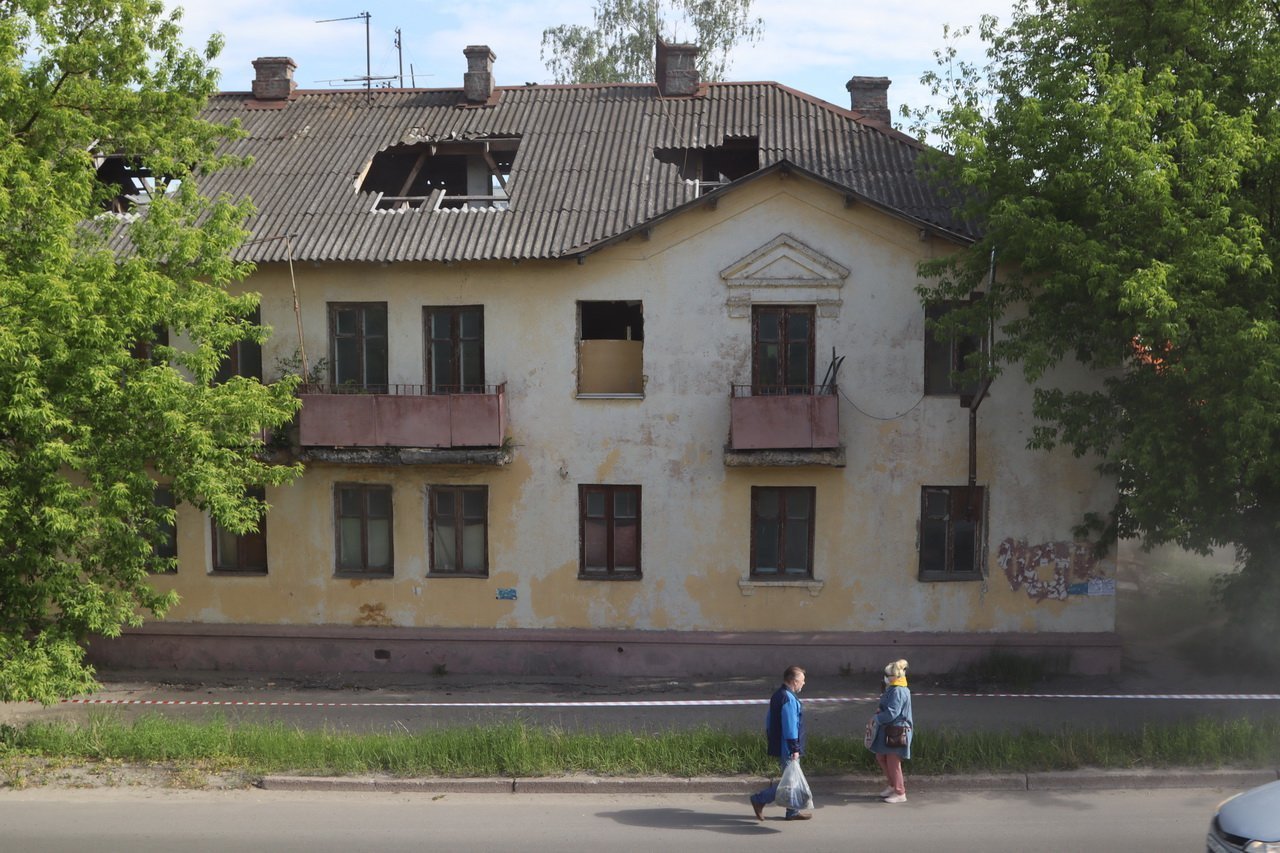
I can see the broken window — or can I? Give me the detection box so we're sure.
[751,486,814,579]
[328,302,388,392]
[580,484,641,578]
[360,138,518,211]
[212,487,268,574]
[654,137,759,195]
[752,305,815,395]
[335,483,393,576]
[577,301,644,396]
[424,306,484,393]
[924,301,986,398]
[918,486,986,581]
[429,485,488,576]
[95,154,178,214]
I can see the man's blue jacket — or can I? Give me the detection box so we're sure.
[765,684,805,757]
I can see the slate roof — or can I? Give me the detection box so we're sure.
[186,81,975,264]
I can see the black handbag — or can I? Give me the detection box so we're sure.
[884,724,910,748]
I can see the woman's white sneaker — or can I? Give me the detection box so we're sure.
[878,787,895,798]
[883,793,907,804]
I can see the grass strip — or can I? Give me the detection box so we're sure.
[2,714,1278,779]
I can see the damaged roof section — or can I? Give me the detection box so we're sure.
[139,44,974,264]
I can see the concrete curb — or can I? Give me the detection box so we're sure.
[259,767,1280,794]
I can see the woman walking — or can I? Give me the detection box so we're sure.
[869,658,913,803]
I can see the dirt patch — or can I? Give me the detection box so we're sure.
[0,756,257,791]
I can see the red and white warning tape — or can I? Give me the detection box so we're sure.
[49,692,1280,708]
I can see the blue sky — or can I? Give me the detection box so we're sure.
[172,0,1013,124]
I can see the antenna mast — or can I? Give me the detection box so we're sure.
[316,11,377,97]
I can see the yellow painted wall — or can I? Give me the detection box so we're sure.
[154,171,1117,634]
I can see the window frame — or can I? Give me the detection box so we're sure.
[578,484,642,579]
[924,301,986,397]
[751,305,815,395]
[210,487,268,575]
[333,482,394,577]
[749,486,816,579]
[917,485,987,582]
[214,307,264,385]
[151,485,178,571]
[428,485,489,577]
[423,306,485,394]
[328,302,389,392]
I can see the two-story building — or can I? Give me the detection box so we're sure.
[88,42,1120,677]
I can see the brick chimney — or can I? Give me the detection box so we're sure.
[655,38,699,96]
[251,57,297,101]
[463,45,496,103]
[846,76,892,126]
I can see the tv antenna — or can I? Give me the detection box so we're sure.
[316,11,396,96]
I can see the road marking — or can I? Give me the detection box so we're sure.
[50,692,1280,708]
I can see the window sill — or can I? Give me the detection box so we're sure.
[427,572,489,579]
[334,570,394,580]
[738,579,824,597]
[577,573,643,581]
[917,572,984,583]
[575,393,645,400]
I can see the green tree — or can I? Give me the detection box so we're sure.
[0,0,301,703]
[541,0,763,84]
[916,0,1280,651]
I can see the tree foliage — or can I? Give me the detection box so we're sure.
[916,0,1280,642]
[0,0,301,702]
[541,0,763,84]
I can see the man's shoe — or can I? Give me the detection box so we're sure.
[752,799,764,821]
[883,793,907,804]
[785,812,812,820]
[878,787,894,798]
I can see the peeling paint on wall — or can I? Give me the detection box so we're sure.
[997,538,1106,602]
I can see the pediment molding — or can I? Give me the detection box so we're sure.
[720,234,849,317]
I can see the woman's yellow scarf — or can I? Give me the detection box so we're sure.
[887,676,907,688]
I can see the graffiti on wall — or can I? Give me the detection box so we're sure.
[996,538,1110,602]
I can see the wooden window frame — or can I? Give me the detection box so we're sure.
[214,307,264,384]
[428,485,489,577]
[918,485,987,581]
[749,486,816,579]
[334,483,394,576]
[211,487,268,574]
[578,484,642,579]
[751,305,815,395]
[924,301,985,397]
[328,302,389,392]
[423,306,485,394]
[151,485,177,571]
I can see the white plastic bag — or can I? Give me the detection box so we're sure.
[864,717,877,750]
[773,758,814,811]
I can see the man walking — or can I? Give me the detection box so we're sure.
[750,665,811,821]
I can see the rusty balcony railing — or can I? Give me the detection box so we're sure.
[297,383,507,449]
[728,383,840,450]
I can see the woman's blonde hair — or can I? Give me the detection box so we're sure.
[883,659,909,679]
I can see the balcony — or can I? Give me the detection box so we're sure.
[296,383,509,465]
[725,384,845,467]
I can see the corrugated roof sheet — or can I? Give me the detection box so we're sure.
[179,81,975,263]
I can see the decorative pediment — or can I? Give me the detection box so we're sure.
[720,234,849,317]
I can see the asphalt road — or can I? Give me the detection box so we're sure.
[0,787,1230,852]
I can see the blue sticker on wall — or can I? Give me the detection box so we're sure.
[496,588,517,600]
[1067,582,1090,596]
